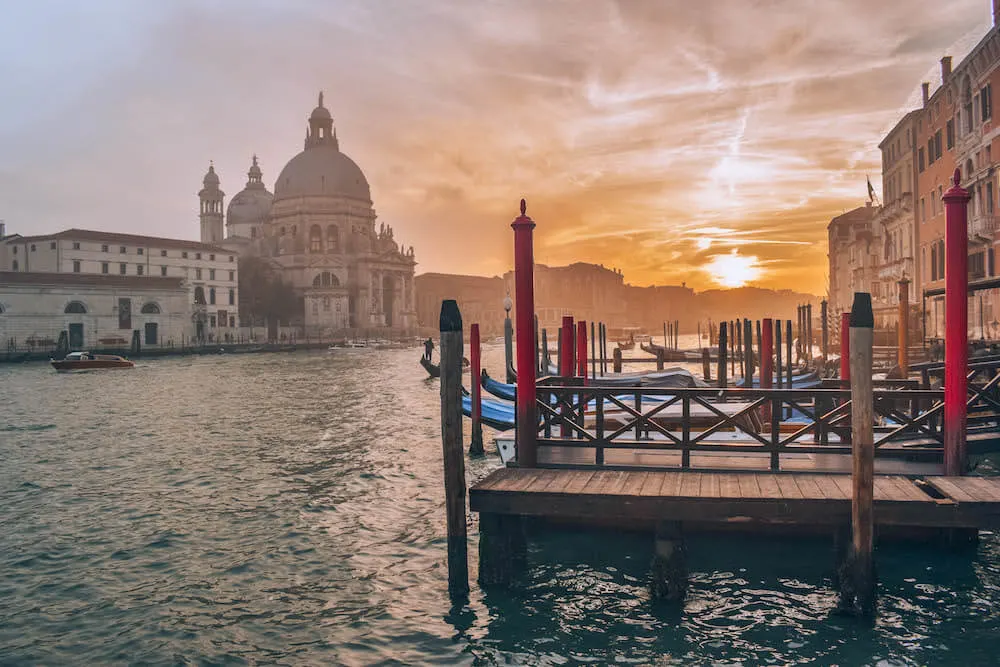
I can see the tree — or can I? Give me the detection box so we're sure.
[238,256,301,337]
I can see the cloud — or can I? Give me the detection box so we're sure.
[0,0,992,292]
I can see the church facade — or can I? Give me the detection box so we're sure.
[201,93,417,334]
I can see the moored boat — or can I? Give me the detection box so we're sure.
[50,351,135,372]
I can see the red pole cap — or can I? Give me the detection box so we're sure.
[511,198,536,230]
[942,168,970,203]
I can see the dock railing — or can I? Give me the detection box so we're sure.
[534,382,953,471]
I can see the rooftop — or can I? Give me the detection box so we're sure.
[0,272,186,290]
[6,229,235,254]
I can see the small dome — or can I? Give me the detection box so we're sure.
[273,145,371,202]
[203,164,220,188]
[227,188,273,227]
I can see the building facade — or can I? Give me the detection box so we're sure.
[204,93,417,335]
[0,272,190,350]
[828,204,878,319]
[1,229,239,340]
[414,273,506,336]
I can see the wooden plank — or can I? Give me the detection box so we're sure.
[873,476,903,502]
[472,468,517,491]
[700,473,722,498]
[736,474,763,499]
[888,476,935,503]
[755,473,781,499]
[541,470,583,495]
[925,477,980,503]
[583,470,621,495]
[679,472,702,497]
[793,475,827,500]
[812,475,846,500]
[561,470,598,495]
[717,473,742,499]
[775,474,804,499]
[831,475,854,498]
[954,477,1000,502]
[624,471,652,497]
[639,471,667,496]
[659,472,683,497]
[607,471,635,495]
[522,469,563,493]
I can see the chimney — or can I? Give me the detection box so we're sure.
[995,0,1000,26]
[0,222,5,238]
[922,82,930,107]
[941,56,953,84]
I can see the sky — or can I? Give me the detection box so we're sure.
[0,0,993,294]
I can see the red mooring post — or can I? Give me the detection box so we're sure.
[762,318,774,423]
[560,316,574,376]
[512,199,537,468]
[840,311,851,383]
[943,168,970,476]
[577,321,588,386]
[469,322,484,455]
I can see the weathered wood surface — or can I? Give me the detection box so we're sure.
[470,468,1000,529]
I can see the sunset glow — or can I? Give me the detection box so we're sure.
[704,249,762,288]
[0,0,993,293]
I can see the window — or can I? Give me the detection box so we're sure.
[137,248,144,256]
[323,296,331,311]
[30,244,35,252]
[72,260,81,273]
[11,246,16,254]
[64,301,87,314]
[983,84,993,121]
[102,244,109,252]
[309,225,322,252]
[101,262,109,274]
[195,252,202,260]
[326,225,339,253]
[136,264,144,276]
[228,255,234,263]
[195,268,202,280]
[209,288,216,305]
[918,148,925,172]
[991,248,996,277]
[161,266,167,276]
[120,246,126,254]
[931,244,938,281]
[119,263,127,275]
[73,242,81,250]
[228,270,234,281]
[11,260,16,271]
[209,254,215,261]
[217,310,227,327]
[182,251,189,259]
[938,240,945,278]
[141,302,161,314]
[229,316,235,328]
[934,130,942,160]
[228,288,234,305]
[947,119,955,149]
[931,192,936,216]
[251,228,258,239]
[160,249,167,257]
[194,286,206,305]
[49,241,56,250]
[989,181,995,214]
[928,138,935,164]
[210,315,216,328]
[921,197,926,222]
[209,269,215,280]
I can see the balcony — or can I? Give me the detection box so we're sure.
[969,213,1000,244]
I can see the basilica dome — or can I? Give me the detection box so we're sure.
[227,155,273,228]
[272,93,371,204]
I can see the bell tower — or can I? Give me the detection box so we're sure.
[304,91,338,150]
[199,162,225,244]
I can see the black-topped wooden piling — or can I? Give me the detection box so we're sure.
[775,321,783,389]
[840,292,875,616]
[590,321,596,380]
[439,299,468,597]
[613,346,623,373]
[821,299,829,367]
[702,348,711,382]
[718,321,728,391]
[786,320,793,386]
[743,319,753,388]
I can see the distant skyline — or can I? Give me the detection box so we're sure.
[0,0,992,292]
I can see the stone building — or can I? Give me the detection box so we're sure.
[0,272,190,350]
[504,262,628,330]
[204,93,417,335]
[828,203,878,318]
[414,273,506,336]
[1,229,239,341]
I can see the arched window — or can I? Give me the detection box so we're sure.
[209,288,216,305]
[140,302,161,314]
[309,225,322,253]
[321,271,331,286]
[329,273,340,287]
[64,301,87,314]
[194,286,206,305]
[313,274,322,287]
[326,225,339,252]
[964,76,974,133]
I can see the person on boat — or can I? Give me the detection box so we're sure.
[424,338,434,361]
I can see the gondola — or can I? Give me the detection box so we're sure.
[481,370,516,401]
[419,355,470,379]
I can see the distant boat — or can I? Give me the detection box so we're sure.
[51,351,134,372]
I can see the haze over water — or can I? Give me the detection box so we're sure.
[3,349,1000,664]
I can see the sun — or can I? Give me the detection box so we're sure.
[704,249,762,288]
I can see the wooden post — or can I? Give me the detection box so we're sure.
[702,348,711,382]
[743,319,753,387]
[840,311,851,382]
[556,328,563,375]
[504,301,514,383]
[821,299,829,368]
[755,319,762,376]
[674,320,679,350]
[898,278,910,377]
[776,320,783,389]
[762,319,773,424]
[560,316,574,376]
[656,348,665,371]
[718,321,728,390]
[439,299,468,597]
[577,321,587,384]
[730,320,736,377]
[806,302,813,367]
[590,321,597,379]
[735,320,743,367]
[943,169,970,476]
[601,323,607,375]
[697,321,702,350]
[541,328,549,373]
[469,322,484,455]
[840,291,875,616]
[613,346,622,373]
[786,320,793,389]
[511,200,537,468]
[663,321,668,348]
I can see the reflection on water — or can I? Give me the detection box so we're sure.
[1,347,999,665]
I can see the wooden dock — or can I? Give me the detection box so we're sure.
[470,467,1000,529]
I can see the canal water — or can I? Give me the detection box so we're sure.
[2,346,1000,665]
